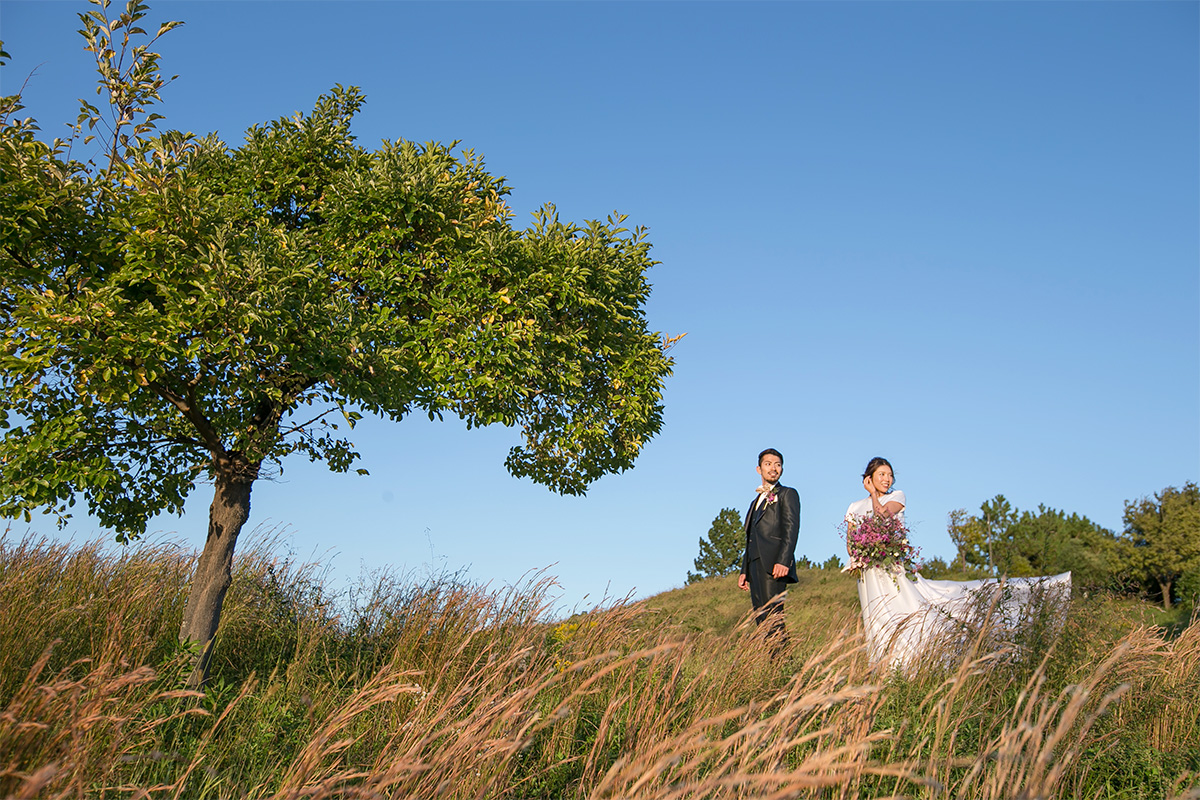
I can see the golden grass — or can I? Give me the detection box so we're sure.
[1,531,1197,799]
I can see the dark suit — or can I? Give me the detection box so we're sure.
[741,483,801,634]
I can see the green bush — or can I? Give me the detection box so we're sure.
[1176,559,1200,615]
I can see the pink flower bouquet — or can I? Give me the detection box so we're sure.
[843,513,919,576]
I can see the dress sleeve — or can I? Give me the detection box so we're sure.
[888,489,906,509]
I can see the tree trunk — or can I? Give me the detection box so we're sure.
[179,458,257,689]
[1160,578,1173,611]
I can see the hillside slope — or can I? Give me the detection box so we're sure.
[635,568,862,639]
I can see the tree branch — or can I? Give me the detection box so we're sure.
[147,378,225,455]
[278,407,339,438]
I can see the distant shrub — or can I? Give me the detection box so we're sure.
[917,556,951,578]
[1177,558,1200,615]
[820,554,844,571]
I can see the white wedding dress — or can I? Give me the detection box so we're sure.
[847,494,1071,670]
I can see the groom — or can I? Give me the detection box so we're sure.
[738,448,800,644]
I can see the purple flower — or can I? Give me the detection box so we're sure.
[842,513,919,576]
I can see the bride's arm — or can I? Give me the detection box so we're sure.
[873,497,903,516]
[865,479,904,517]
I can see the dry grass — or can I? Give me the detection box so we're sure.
[1,530,1197,799]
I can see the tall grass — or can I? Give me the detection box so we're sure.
[1,528,1197,799]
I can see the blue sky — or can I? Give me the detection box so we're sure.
[3,1,1197,612]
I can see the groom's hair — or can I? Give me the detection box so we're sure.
[758,448,783,466]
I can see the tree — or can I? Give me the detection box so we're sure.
[0,1,677,686]
[1122,483,1200,610]
[979,494,1016,573]
[948,496,1015,575]
[686,507,744,583]
[1176,559,1200,616]
[949,498,1122,586]
[947,508,989,571]
[917,556,951,578]
[1002,505,1121,587]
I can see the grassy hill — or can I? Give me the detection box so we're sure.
[641,567,1191,642]
[1,530,1197,799]
[637,569,862,638]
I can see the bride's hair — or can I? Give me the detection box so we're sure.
[862,456,894,481]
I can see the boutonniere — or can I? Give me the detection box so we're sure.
[756,486,778,506]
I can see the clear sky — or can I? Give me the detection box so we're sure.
[3,1,1197,612]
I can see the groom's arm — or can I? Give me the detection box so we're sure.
[774,487,800,575]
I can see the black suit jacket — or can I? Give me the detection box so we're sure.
[742,483,801,584]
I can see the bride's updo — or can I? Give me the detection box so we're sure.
[862,456,894,481]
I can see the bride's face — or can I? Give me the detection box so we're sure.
[869,465,894,494]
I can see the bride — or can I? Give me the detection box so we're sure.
[845,457,1071,669]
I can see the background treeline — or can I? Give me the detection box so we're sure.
[689,482,1200,613]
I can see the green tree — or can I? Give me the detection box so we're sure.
[948,496,1015,575]
[950,498,1122,586]
[917,555,951,578]
[821,554,844,571]
[0,1,676,686]
[1122,483,1200,610]
[1002,505,1121,587]
[1176,559,1200,617]
[686,507,744,584]
[979,494,1016,573]
[947,507,989,571]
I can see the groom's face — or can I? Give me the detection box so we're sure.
[757,455,782,485]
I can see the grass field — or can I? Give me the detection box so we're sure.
[1,527,1197,799]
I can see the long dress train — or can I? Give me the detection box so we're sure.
[857,567,1072,669]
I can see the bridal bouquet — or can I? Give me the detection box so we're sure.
[842,513,919,577]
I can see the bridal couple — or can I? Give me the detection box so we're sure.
[737,448,1070,666]
[739,448,891,647]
